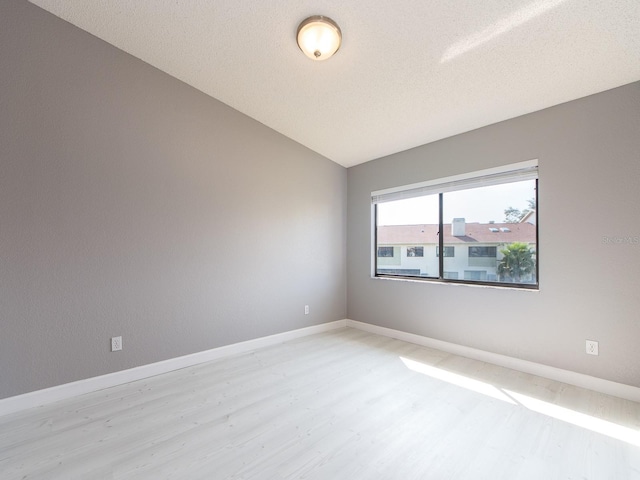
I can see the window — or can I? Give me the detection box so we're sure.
[372,161,538,288]
[436,246,455,257]
[377,246,394,257]
[378,268,421,275]
[464,270,487,281]
[469,246,497,257]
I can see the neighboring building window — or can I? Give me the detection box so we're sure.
[378,268,421,275]
[377,246,394,257]
[464,270,487,281]
[436,246,455,257]
[372,161,538,288]
[469,246,497,257]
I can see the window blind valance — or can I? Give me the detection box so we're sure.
[371,160,538,204]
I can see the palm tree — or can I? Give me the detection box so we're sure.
[497,242,535,283]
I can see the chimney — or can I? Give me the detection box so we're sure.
[452,218,465,237]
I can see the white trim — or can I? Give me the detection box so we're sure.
[0,320,347,417]
[5,318,637,418]
[371,159,538,200]
[346,319,640,403]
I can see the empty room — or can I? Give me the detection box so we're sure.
[1,0,640,478]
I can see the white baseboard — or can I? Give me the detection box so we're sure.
[0,320,347,417]
[346,319,640,403]
[4,318,638,418]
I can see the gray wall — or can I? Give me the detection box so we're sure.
[0,0,346,399]
[348,81,640,387]
[2,0,638,401]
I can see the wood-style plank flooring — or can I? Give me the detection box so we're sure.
[1,328,639,479]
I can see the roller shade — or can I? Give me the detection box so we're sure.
[371,160,538,204]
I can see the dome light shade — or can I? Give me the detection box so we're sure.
[296,16,342,61]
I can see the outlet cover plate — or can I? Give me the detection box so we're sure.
[586,340,598,355]
[111,336,122,352]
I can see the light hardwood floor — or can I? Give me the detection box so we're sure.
[1,327,639,479]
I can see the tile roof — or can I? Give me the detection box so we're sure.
[377,222,536,245]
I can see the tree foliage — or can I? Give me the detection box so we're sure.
[497,242,535,283]
[503,197,536,223]
[503,207,523,223]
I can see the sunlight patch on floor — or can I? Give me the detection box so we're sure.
[400,355,640,447]
[505,389,640,447]
[400,357,517,404]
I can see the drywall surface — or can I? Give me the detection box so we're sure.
[0,0,346,399]
[348,81,640,387]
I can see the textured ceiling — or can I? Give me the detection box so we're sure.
[28,0,640,167]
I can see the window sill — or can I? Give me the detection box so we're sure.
[372,275,539,292]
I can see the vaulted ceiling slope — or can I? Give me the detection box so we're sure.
[29,0,640,168]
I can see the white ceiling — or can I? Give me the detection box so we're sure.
[29,0,640,168]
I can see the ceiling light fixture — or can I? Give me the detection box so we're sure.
[296,16,342,61]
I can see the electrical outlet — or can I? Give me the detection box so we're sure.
[111,336,122,352]
[586,340,598,356]
[304,305,310,315]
